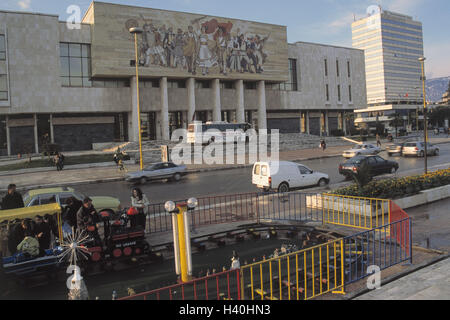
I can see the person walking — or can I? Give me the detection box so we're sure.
[320,139,327,152]
[131,188,150,231]
[1,184,24,210]
[376,134,382,148]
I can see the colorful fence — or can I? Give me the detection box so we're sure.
[118,269,241,301]
[239,239,345,301]
[320,194,391,230]
[343,218,412,284]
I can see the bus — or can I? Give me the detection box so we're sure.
[187,121,252,144]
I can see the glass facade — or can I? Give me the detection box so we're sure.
[60,42,91,87]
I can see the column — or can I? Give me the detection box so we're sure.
[187,78,196,124]
[33,114,39,154]
[6,116,11,156]
[257,81,267,130]
[49,114,55,143]
[160,77,170,140]
[235,80,245,123]
[212,79,221,122]
[130,76,140,142]
[325,111,329,136]
[306,111,310,135]
[342,112,347,135]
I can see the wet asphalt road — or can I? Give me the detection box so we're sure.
[76,143,450,206]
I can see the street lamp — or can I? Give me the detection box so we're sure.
[418,56,428,174]
[129,27,144,171]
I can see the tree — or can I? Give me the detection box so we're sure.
[350,159,372,190]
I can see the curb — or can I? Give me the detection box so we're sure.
[346,253,450,300]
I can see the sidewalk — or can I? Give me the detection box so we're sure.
[355,257,450,300]
[1,137,449,192]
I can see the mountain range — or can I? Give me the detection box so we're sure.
[426,76,450,103]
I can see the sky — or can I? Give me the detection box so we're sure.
[1,0,449,78]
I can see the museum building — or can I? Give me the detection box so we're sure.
[0,2,367,154]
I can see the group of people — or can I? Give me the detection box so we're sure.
[5,214,58,260]
[137,18,270,76]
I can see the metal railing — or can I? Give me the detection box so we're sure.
[343,218,412,285]
[320,194,391,230]
[239,239,345,301]
[118,269,241,301]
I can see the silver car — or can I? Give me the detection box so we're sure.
[126,162,188,184]
[342,144,381,159]
[402,142,439,157]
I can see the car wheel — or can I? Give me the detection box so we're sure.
[278,182,289,194]
[173,173,181,182]
[434,149,439,156]
[140,177,147,185]
[318,178,328,187]
[419,151,425,158]
[390,167,397,174]
[388,153,392,157]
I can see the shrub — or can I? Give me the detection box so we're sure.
[333,168,450,199]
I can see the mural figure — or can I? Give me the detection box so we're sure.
[128,16,271,76]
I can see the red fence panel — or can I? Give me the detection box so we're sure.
[389,201,411,259]
[118,269,241,301]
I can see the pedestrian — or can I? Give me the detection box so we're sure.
[1,184,25,210]
[34,215,51,252]
[376,134,382,148]
[320,139,327,152]
[131,188,150,230]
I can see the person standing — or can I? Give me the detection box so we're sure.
[34,215,51,251]
[64,197,83,232]
[1,184,24,210]
[376,134,382,148]
[131,188,150,231]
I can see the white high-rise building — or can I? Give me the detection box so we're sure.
[352,8,424,131]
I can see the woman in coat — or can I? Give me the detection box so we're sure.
[131,188,150,231]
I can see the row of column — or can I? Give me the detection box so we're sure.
[130,77,267,142]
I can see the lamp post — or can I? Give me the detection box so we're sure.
[129,27,144,170]
[419,57,428,174]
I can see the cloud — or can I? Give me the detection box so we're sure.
[17,0,31,10]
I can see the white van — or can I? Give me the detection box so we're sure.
[252,161,330,193]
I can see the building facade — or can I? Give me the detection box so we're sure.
[0,2,366,155]
[352,9,424,131]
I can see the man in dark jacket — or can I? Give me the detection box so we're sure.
[34,215,51,252]
[64,197,83,232]
[1,184,24,210]
[7,219,32,255]
[76,198,101,245]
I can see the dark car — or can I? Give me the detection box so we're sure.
[339,155,399,179]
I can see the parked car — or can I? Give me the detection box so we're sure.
[342,144,381,159]
[386,142,405,156]
[339,155,399,179]
[252,161,330,193]
[125,162,187,184]
[402,142,439,157]
[22,187,121,214]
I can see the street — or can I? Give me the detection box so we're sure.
[76,143,450,206]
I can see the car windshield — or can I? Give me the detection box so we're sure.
[346,156,364,164]
[73,192,85,201]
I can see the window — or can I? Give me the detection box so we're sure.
[261,165,268,176]
[336,59,340,77]
[60,42,91,87]
[349,85,352,102]
[280,59,298,91]
[254,164,260,175]
[168,80,186,89]
[93,79,130,88]
[195,80,211,89]
[221,81,234,89]
[298,165,311,175]
[0,35,5,60]
[244,82,257,90]
[324,59,328,77]
[0,75,7,100]
[347,61,351,78]
[337,85,341,101]
[326,84,329,101]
